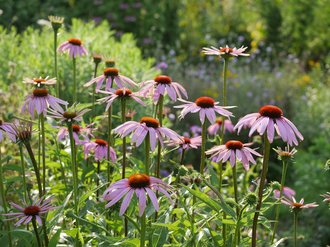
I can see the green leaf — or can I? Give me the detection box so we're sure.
[151,226,169,247]
[49,228,62,247]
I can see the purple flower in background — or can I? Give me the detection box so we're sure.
[92,16,102,24]
[58,38,88,58]
[156,62,168,70]
[274,187,296,199]
[84,67,136,91]
[58,124,94,143]
[119,3,129,9]
[124,16,136,22]
[113,117,181,151]
[103,174,173,216]
[2,196,56,226]
[133,2,142,8]
[22,88,68,118]
[234,105,303,146]
[167,136,202,150]
[83,139,116,162]
[175,96,234,124]
[190,125,202,136]
[139,75,187,102]
[207,118,234,135]
[206,140,262,170]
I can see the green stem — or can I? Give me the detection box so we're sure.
[156,95,164,178]
[145,134,150,175]
[200,120,207,175]
[40,114,46,195]
[38,117,41,171]
[32,218,42,247]
[107,106,113,183]
[73,57,77,103]
[233,204,248,247]
[54,30,59,97]
[293,211,298,247]
[121,98,127,179]
[67,123,79,231]
[222,58,228,106]
[219,163,223,193]
[96,160,100,201]
[232,165,239,217]
[0,147,13,247]
[271,159,288,243]
[251,134,271,247]
[140,212,146,247]
[54,136,67,191]
[180,148,185,166]
[24,141,43,196]
[19,144,28,202]
[92,62,99,118]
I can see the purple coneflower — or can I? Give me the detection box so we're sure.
[113,117,181,151]
[175,96,234,124]
[48,105,90,123]
[202,45,249,57]
[167,136,202,150]
[98,88,145,111]
[2,196,56,226]
[139,75,188,102]
[84,67,136,91]
[57,38,88,58]
[206,140,262,170]
[83,139,116,162]
[58,124,94,143]
[208,118,234,135]
[103,173,173,216]
[23,77,56,88]
[274,186,296,199]
[0,120,15,142]
[22,88,68,118]
[234,105,304,146]
[281,196,318,210]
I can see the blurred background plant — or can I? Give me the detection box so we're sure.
[0,0,329,245]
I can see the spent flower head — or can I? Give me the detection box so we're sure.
[274,146,297,162]
[48,15,64,31]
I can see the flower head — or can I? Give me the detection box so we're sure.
[2,196,56,226]
[23,76,56,88]
[175,96,234,124]
[202,45,249,58]
[235,105,303,146]
[58,38,88,58]
[48,104,90,123]
[48,16,64,31]
[321,192,330,203]
[0,120,16,142]
[97,88,145,111]
[139,75,188,102]
[113,116,181,151]
[167,136,202,150]
[274,186,296,199]
[206,140,262,170]
[22,88,68,118]
[281,196,318,212]
[208,118,234,135]
[274,146,297,162]
[83,139,116,161]
[84,67,136,91]
[103,174,173,216]
[58,123,95,143]
[7,120,33,144]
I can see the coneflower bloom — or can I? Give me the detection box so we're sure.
[57,38,88,58]
[2,196,56,226]
[274,187,296,199]
[274,146,297,161]
[0,120,15,142]
[98,88,145,111]
[175,96,234,124]
[206,140,262,170]
[83,139,117,162]
[103,174,173,216]
[202,45,249,57]
[281,196,318,210]
[22,88,68,118]
[6,120,32,144]
[234,105,304,146]
[167,136,202,150]
[139,75,188,102]
[113,117,181,151]
[208,118,234,135]
[23,76,56,88]
[84,67,136,91]
[48,105,90,123]
[321,192,330,203]
[58,124,94,143]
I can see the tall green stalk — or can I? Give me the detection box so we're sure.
[156,95,164,178]
[293,211,298,247]
[40,114,46,195]
[107,105,113,183]
[0,147,13,247]
[92,61,100,118]
[121,98,127,179]
[233,204,248,247]
[271,159,288,243]
[251,134,271,247]
[73,57,77,103]
[200,121,207,175]
[232,165,239,216]
[19,144,28,202]
[54,30,59,97]
[32,218,42,247]
[140,211,146,247]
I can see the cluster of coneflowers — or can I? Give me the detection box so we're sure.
[0,16,328,247]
